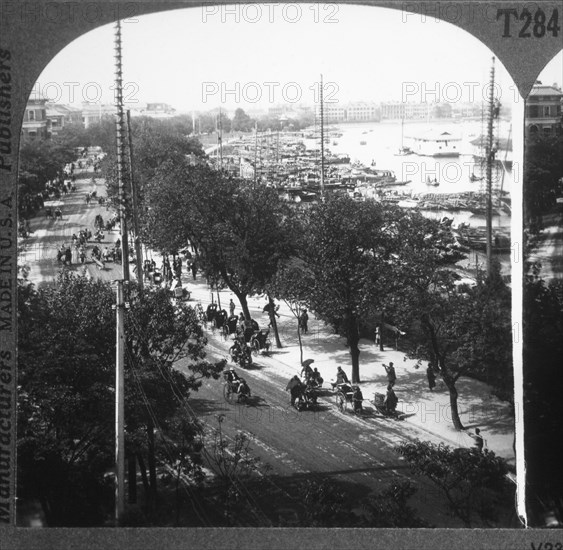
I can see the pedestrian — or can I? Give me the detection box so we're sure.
[299,309,309,334]
[285,375,303,408]
[64,247,72,266]
[384,386,398,414]
[335,366,349,385]
[383,362,396,388]
[374,326,381,347]
[263,300,280,327]
[229,298,236,316]
[426,364,437,391]
[469,428,484,452]
[190,260,197,280]
[352,386,363,414]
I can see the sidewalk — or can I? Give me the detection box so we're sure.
[181,277,516,465]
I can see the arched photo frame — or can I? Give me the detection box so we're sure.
[1,1,562,547]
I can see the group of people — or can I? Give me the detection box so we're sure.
[224,368,251,400]
[285,374,319,409]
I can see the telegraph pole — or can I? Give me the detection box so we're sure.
[113,18,131,523]
[485,57,496,277]
[320,74,325,198]
[126,109,143,289]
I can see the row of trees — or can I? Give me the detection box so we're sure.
[104,138,513,432]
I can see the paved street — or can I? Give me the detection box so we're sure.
[19,165,122,286]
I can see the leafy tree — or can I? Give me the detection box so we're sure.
[17,274,224,525]
[391,262,512,430]
[17,137,75,215]
[296,479,356,527]
[271,257,316,360]
[201,415,268,526]
[102,116,205,220]
[303,195,450,383]
[144,163,295,320]
[360,481,428,527]
[396,440,512,527]
[17,274,116,526]
[124,284,224,515]
[232,108,254,132]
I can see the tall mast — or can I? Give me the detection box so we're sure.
[253,120,258,187]
[113,18,130,523]
[218,108,223,170]
[485,56,496,277]
[320,74,325,198]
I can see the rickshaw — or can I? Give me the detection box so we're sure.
[213,309,228,332]
[250,329,271,355]
[223,371,251,403]
[205,303,218,325]
[229,337,253,368]
[222,315,239,340]
[373,390,403,420]
[334,383,363,414]
[296,382,319,411]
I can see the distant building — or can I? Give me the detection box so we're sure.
[45,103,83,135]
[142,102,176,118]
[21,98,50,139]
[81,102,116,128]
[345,102,380,122]
[526,83,563,137]
[380,102,432,120]
[451,101,484,119]
[315,102,380,123]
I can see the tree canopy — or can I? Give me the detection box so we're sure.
[17,274,224,525]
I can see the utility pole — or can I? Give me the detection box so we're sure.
[254,120,258,187]
[218,108,223,170]
[485,57,496,278]
[113,18,130,523]
[320,74,325,198]
[126,109,143,289]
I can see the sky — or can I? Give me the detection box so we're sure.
[34,4,563,113]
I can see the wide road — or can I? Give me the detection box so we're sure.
[19,163,122,286]
[176,335,460,527]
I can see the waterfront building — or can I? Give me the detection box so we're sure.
[525,83,563,137]
[45,104,83,135]
[380,101,432,120]
[315,102,380,123]
[21,98,50,139]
